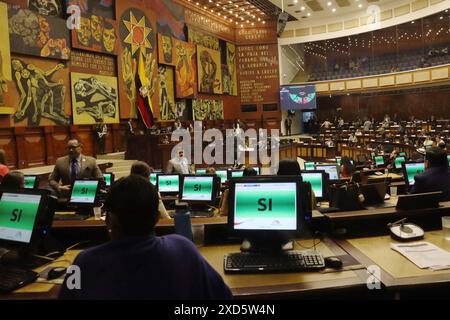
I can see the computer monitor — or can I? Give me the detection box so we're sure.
[399,152,407,157]
[315,164,340,181]
[336,158,354,166]
[103,173,115,187]
[157,174,180,194]
[394,157,406,169]
[68,180,101,207]
[304,162,316,171]
[228,176,303,247]
[149,173,159,186]
[23,176,39,189]
[448,155,450,166]
[228,169,244,180]
[374,155,385,167]
[215,169,228,184]
[300,170,328,201]
[402,162,425,187]
[196,168,207,175]
[180,175,217,204]
[0,190,46,248]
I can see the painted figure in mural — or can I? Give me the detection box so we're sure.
[77,16,92,47]
[144,52,157,99]
[161,35,173,63]
[102,21,116,53]
[199,50,217,93]
[73,76,116,122]
[0,52,7,106]
[12,59,68,125]
[227,44,237,95]
[175,43,195,97]
[90,14,104,44]
[158,66,173,120]
[121,47,136,112]
[29,0,61,16]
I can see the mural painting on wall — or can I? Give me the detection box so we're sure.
[174,99,190,121]
[151,0,185,41]
[8,8,70,60]
[117,3,158,119]
[188,28,219,50]
[71,72,119,125]
[157,33,175,66]
[192,99,223,121]
[174,39,197,99]
[197,45,222,95]
[64,0,115,19]
[0,2,12,110]
[226,42,237,96]
[72,14,119,55]
[7,55,70,126]
[29,0,63,16]
[158,65,176,121]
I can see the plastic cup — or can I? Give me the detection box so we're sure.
[94,204,103,220]
[442,217,450,240]
[390,187,397,197]
[192,224,205,247]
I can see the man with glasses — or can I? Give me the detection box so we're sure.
[49,139,103,196]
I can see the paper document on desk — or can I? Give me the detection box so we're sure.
[391,242,450,270]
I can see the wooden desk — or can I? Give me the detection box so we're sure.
[198,238,369,299]
[0,250,80,300]
[337,230,450,297]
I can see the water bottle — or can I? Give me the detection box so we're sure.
[173,202,193,241]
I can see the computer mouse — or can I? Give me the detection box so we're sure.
[325,256,343,269]
[47,267,67,280]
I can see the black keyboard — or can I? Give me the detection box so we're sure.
[224,250,325,273]
[0,265,39,293]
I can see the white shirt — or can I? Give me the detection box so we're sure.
[174,156,190,174]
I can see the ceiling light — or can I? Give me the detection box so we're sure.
[358,4,362,8]
[332,8,336,12]
[327,2,332,6]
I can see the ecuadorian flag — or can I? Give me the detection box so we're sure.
[135,51,154,128]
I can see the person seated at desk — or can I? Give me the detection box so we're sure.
[411,147,450,201]
[423,136,434,149]
[348,133,358,146]
[0,149,9,183]
[166,149,192,174]
[49,139,103,197]
[0,171,25,190]
[130,161,170,219]
[59,175,232,300]
[219,167,257,216]
[340,157,356,178]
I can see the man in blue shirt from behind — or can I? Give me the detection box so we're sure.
[411,147,450,201]
[59,175,232,300]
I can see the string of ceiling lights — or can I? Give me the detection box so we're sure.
[186,0,268,27]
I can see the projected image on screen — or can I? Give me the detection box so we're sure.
[158,175,180,193]
[182,176,213,201]
[0,193,41,244]
[301,173,323,198]
[234,182,297,230]
[70,181,99,204]
[404,163,425,185]
[280,85,317,110]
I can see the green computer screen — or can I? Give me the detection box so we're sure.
[448,155,450,165]
[337,159,354,166]
[158,175,179,193]
[216,170,227,184]
[399,152,407,157]
[404,163,425,185]
[394,157,406,169]
[305,162,315,170]
[150,173,158,185]
[196,169,207,175]
[0,193,41,243]
[103,174,112,187]
[182,176,213,201]
[234,182,297,230]
[24,176,37,189]
[231,170,244,178]
[301,173,323,198]
[374,156,384,166]
[70,180,99,204]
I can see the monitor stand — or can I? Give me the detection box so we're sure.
[240,238,294,253]
[188,204,214,218]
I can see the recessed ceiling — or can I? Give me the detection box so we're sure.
[268,0,398,22]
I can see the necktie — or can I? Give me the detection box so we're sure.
[71,158,78,182]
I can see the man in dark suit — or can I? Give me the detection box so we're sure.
[49,139,103,196]
[411,147,450,201]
